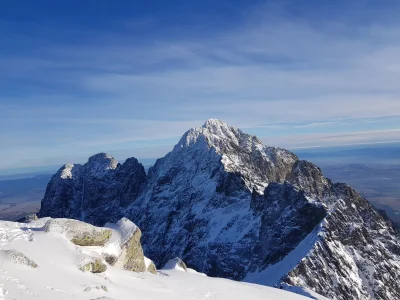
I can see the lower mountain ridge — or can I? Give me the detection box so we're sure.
[38,119,400,300]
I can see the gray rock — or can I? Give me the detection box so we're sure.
[79,258,107,273]
[111,218,147,273]
[44,218,112,246]
[146,259,157,274]
[102,253,117,266]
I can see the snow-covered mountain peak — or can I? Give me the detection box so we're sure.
[202,118,238,137]
[174,119,239,151]
[85,153,119,178]
[202,118,228,128]
[87,152,118,169]
[39,120,400,300]
[176,119,262,154]
[165,120,297,193]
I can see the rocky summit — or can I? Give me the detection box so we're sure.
[39,154,146,226]
[38,119,400,300]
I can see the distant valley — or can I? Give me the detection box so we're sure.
[0,175,51,221]
[295,143,400,224]
[320,164,400,224]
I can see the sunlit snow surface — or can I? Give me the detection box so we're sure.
[0,219,313,300]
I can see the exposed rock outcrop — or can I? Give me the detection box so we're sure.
[78,255,107,273]
[44,217,155,274]
[145,257,157,274]
[108,217,147,272]
[44,218,112,246]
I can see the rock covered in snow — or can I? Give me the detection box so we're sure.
[162,257,188,271]
[103,217,149,273]
[44,218,112,246]
[43,217,155,274]
[38,119,400,300]
[16,214,39,223]
[144,256,157,274]
[0,249,38,268]
[78,257,107,273]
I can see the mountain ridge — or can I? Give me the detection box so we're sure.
[38,119,400,300]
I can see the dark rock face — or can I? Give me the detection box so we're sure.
[38,119,400,300]
[282,183,400,300]
[256,182,327,268]
[38,153,146,226]
[288,160,332,199]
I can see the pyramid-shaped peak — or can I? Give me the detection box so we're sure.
[174,119,266,157]
[201,119,240,139]
[202,118,232,128]
[202,118,238,131]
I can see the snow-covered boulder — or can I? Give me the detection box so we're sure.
[0,249,38,268]
[162,257,207,276]
[17,214,39,223]
[103,217,154,273]
[43,217,156,274]
[78,256,107,273]
[144,257,157,274]
[162,257,188,271]
[44,218,112,246]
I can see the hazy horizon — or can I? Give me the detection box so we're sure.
[2,140,399,178]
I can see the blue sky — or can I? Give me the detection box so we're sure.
[1,0,400,173]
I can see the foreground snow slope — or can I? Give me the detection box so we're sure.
[0,219,312,300]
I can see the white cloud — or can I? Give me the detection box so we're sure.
[2,2,400,171]
[262,129,400,149]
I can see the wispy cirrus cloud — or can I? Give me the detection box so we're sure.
[262,129,400,149]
